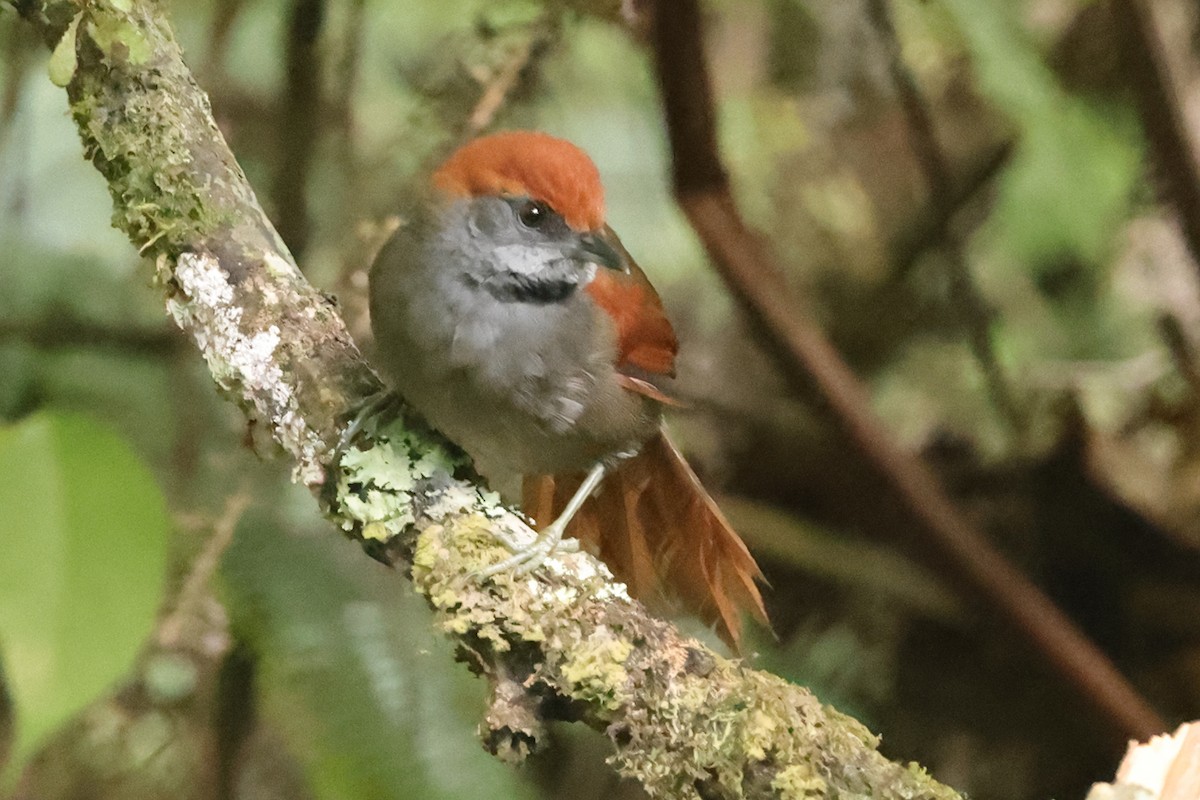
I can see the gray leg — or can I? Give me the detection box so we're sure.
[334,390,400,458]
[477,461,607,578]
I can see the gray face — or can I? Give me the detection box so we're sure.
[367,190,661,476]
[435,195,622,304]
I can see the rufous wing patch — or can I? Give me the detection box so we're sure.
[585,255,679,397]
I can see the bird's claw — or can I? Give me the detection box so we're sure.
[475,461,602,580]
[476,522,580,579]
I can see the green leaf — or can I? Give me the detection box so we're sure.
[939,0,1141,266]
[86,13,153,67]
[47,13,81,88]
[223,514,538,800]
[0,411,169,765]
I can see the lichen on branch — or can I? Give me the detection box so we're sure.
[13,0,966,797]
[412,516,958,800]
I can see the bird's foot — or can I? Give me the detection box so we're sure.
[477,520,580,579]
[322,390,402,506]
[334,390,402,457]
[477,460,607,579]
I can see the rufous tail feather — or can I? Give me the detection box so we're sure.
[522,430,769,650]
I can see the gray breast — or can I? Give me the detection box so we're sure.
[368,203,648,476]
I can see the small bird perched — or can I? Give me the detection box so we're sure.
[369,131,768,647]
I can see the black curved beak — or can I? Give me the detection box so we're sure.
[576,231,623,271]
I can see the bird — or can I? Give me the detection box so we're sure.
[368,130,768,648]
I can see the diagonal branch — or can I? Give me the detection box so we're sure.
[461,15,557,141]
[649,0,1166,742]
[272,0,325,260]
[11,1,965,797]
[863,0,1019,427]
[1113,0,1200,276]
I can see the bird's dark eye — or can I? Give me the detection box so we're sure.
[517,200,550,229]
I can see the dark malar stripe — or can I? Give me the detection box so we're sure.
[476,273,579,304]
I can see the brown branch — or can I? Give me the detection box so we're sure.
[864,0,1019,426]
[1113,0,1200,275]
[329,0,363,166]
[462,18,554,140]
[201,0,244,85]
[1,14,34,151]
[650,0,1166,742]
[272,0,325,260]
[157,492,251,650]
[0,316,184,356]
[888,138,1012,279]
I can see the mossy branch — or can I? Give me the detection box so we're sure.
[12,1,965,797]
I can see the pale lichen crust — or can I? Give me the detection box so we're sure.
[332,414,469,543]
[63,1,225,257]
[164,251,330,485]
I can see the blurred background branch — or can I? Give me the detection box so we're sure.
[649,0,1163,742]
[863,0,1019,427]
[272,0,326,261]
[1114,0,1200,273]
